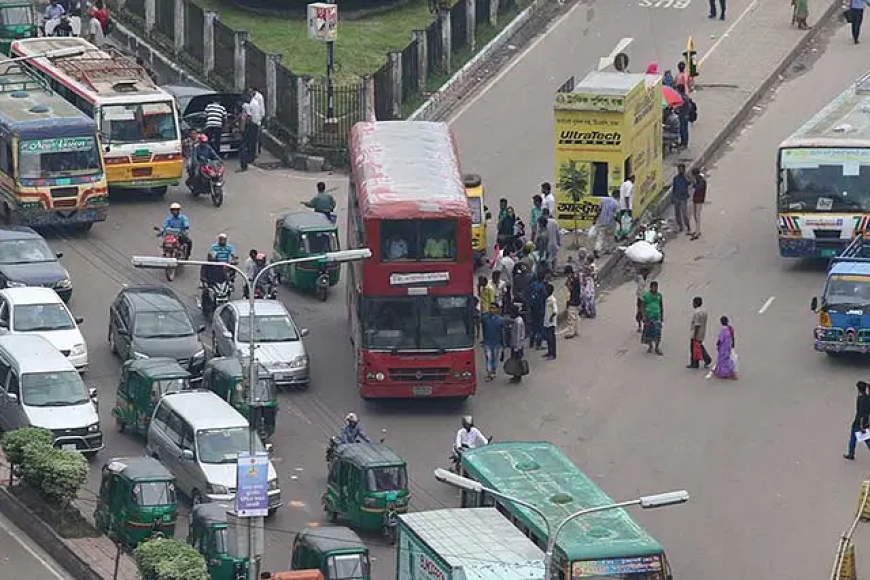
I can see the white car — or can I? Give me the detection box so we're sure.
[0,287,87,371]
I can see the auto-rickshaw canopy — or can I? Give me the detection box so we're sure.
[335,442,405,469]
[126,357,191,388]
[104,456,175,483]
[295,525,366,555]
[202,356,276,404]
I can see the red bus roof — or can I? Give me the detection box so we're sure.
[350,121,471,221]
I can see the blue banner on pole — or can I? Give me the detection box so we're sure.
[235,452,270,517]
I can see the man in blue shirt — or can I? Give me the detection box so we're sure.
[595,190,620,255]
[481,304,505,381]
[340,413,370,444]
[160,202,191,258]
[671,163,692,234]
[209,233,237,264]
[44,0,64,21]
[850,0,870,44]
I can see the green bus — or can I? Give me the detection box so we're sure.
[459,441,673,580]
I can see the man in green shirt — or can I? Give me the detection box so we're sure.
[641,281,664,355]
[302,181,336,216]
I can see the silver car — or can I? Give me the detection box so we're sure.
[211,300,310,390]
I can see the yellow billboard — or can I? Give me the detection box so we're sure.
[554,72,663,230]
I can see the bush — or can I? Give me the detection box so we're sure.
[1,427,53,468]
[20,444,88,505]
[134,538,209,580]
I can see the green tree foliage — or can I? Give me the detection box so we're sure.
[135,538,209,580]
[1,427,52,467]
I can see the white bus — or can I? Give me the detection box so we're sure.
[11,37,182,196]
[777,70,870,258]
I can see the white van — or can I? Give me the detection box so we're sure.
[0,334,101,455]
[146,390,282,512]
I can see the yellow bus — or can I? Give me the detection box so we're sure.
[11,37,182,196]
[0,56,106,229]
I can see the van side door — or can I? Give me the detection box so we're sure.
[0,357,12,431]
[0,299,10,335]
[5,368,24,430]
[177,421,199,495]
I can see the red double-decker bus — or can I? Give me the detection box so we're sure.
[347,121,476,400]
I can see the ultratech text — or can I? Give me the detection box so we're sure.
[558,131,622,146]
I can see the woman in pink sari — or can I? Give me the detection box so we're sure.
[714,315,737,379]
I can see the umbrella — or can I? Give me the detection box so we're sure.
[662,85,684,108]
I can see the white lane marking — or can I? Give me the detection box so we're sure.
[698,0,759,66]
[448,0,591,124]
[639,0,692,8]
[598,37,634,71]
[0,515,67,580]
[758,296,776,314]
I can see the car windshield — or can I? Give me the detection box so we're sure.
[133,481,177,506]
[365,466,407,492]
[302,231,338,254]
[468,197,483,225]
[13,303,74,332]
[0,238,55,264]
[362,296,474,351]
[195,427,266,464]
[18,136,102,180]
[100,102,178,144]
[824,275,870,306]
[328,554,370,580]
[21,370,89,406]
[238,314,298,343]
[134,311,194,339]
[0,6,32,25]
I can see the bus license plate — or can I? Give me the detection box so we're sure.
[132,167,152,177]
[821,249,837,258]
[413,386,432,397]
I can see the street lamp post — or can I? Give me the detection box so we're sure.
[433,469,689,580]
[133,248,371,580]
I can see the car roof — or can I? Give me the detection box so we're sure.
[295,525,366,553]
[0,226,44,241]
[336,442,405,468]
[104,456,174,482]
[121,285,186,313]
[0,287,66,305]
[0,334,73,372]
[158,390,247,430]
[228,299,290,317]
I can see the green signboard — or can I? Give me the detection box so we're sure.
[19,137,94,154]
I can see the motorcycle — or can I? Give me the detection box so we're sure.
[189,160,225,207]
[199,278,232,317]
[253,280,278,300]
[383,496,398,544]
[153,226,188,281]
[315,269,330,302]
[449,435,493,474]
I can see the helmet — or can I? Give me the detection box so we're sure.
[345,413,358,424]
[198,134,208,143]
[170,202,181,211]
[255,252,267,262]
[462,416,473,429]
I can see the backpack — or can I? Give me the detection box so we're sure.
[687,99,698,123]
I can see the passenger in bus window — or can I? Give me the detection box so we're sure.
[387,236,408,260]
[423,234,448,259]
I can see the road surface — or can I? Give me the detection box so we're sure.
[0,510,72,579]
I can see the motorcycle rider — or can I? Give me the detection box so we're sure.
[302,181,336,221]
[188,134,221,191]
[245,252,275,298]
[199,254,229,313]
[159,202,191,258]
[209,233,237,264]
[454,416,488,455]
[340,412,370,444]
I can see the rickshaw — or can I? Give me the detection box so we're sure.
[273,211,340,301]
[322,443,409,543]
[113,358,191,436]
[188,503,249,580]
[93,457,178,549]
[0,0,36,56]
[290,526,371,580]
[464,174,490,267]
[201,357,278,441]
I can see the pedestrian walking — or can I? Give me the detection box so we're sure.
[619,174,635,216]
[579,255,597,318]
[641,281,664,355]
[481,305,505,381]
[595,190,620,256]
[690,168,706,240]
[687,297,712,369]
[709,0,725,19]
[672,164,692,234]
[237,97,256,172]
[203,98,227,157]
[634,266,652,332]
[543,208,561,273]
[490,269,508,312]
[712,316,738,379]
[564,266,581,339]
[541,182,556,218]
[527,271,547,349]
[844,381,870,460]
[506,308,527,383]
[677,92,691,148]
[530,195,543,240]
[497,203,517,249]
[791,0,809,28]
[848,0,870,44]
[249,86,265,157]
[543,283,558,360]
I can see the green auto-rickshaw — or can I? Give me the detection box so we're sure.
[322,443,409,543]
[290,526,371,580]
[0,0,36,56]
[113,358,191,436]
[94,457,178,549]
[188,503,249,580]
[273,211,340,301]
[201,356,278,441]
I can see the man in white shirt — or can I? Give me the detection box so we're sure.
[619,174,635,214]
[454,416,488,452]
[238,100,256,172]
[248,86,265,158]
[541,182,555,217]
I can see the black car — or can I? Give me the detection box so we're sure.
[161,84,244,155]
[108,285,207,376]
[0,226,72,301]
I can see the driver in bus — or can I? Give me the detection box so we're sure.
[424,235,449,259]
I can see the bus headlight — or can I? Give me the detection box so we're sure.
[366,372,385,381]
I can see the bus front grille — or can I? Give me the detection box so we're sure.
[51,187,78,199]
[389,367,449,382]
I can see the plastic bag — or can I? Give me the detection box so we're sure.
[731,349,739,373]
[624,240,663,264]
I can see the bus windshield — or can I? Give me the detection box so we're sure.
[362,295,474,351]
[100,102,178,144]
[779,162,870,212]
[18,135,101,180]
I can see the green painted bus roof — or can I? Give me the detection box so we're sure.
[461,441,664,562]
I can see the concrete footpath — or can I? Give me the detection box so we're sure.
[553,0,843,317]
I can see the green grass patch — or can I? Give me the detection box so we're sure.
[196,0,434,79]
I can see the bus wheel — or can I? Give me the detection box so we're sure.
[151,186,168,197]
[1,204,11,224]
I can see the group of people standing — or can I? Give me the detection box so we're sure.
[200,87,265,172]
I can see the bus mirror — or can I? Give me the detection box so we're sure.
[811,296,818,312]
